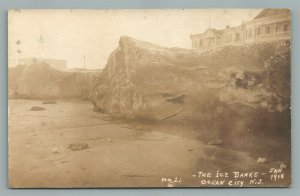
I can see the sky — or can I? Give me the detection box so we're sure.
[8,9,262,69]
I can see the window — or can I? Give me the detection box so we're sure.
[257,27,261,35]
[266,26,270,34]
[200,39,203,47]
[284,24,288,31]
[248,30,252,38]
[194,40,197,48]
[227,34,232,43]
[235,33,240,42]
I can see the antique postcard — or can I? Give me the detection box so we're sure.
[8,9,291,188]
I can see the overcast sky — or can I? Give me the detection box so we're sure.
[8,9,261,69]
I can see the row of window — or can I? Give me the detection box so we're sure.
[192,39,203,48]
[193,38,213,48]
[193,23,290,48]
[226,33,240,43]
[193,34,240,47]
[247,24,289,38]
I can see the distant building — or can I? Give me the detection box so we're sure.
[191,9,291,50]
[19,58,67,70]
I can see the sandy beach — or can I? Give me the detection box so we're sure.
[8,99,289,188]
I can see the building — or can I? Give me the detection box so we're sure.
[191,9,291,50]
[19,58,67,70]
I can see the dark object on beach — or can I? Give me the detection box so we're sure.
[208,139,223,145]
[166,94,186,104]
[161,108,185,121]
[42,100,57,104]
[68,143,89,151]
[29,106,46,111]
[93,107,104,113]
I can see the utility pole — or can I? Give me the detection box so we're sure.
[83,55,86,71]
[16,40,21,65]
[38,34,44,58]
[209,13,211,29]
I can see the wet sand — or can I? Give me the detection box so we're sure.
[8,99,287,188]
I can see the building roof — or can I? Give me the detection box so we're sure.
[191,25,243,39]
[191,9,290,40]
[254,9,290,19]
[205,28,223,35]
[191,28,223,39]
[20,57,66,62]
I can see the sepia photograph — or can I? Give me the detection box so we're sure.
[8,9,291,188]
